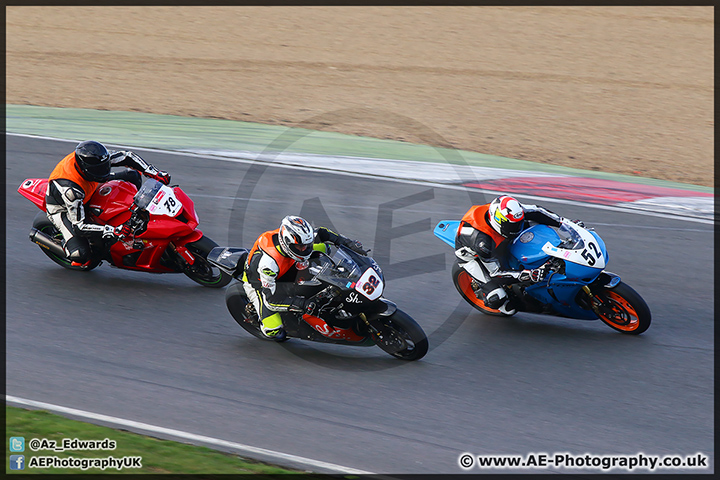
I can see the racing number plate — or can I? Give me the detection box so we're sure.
[147,185,181,217]
[355,267,384,301]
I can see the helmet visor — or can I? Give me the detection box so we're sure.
[288,242,312,258]
[502,220,524,238]
[78,159,111,181]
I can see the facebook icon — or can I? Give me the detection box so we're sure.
[10,455,25,470]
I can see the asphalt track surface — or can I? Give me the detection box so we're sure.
[6,135,714,474]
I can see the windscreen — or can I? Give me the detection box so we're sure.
[133,179,163,210]
[557,224,585,250]
[305,248,362,288]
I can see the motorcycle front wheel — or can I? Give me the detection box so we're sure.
[451,260,513,317]
[373,309,428,361]
[593,282,651,335]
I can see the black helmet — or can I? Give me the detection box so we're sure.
[75,141,111,182]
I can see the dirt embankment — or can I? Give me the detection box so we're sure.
[6,6,714,187]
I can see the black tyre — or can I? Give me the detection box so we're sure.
[183,235,232,288]
[225,283,288,342]
[593,282,651,335]
[451,260,513,317]
[374,309,428,361]
[31,212,100,272]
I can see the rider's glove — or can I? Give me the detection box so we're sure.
[116,223,134,239]
[340,237,368,255]
[149,170,171,185]
[102,225,117,239]
[519,268,545,283]
[103,224,133,240]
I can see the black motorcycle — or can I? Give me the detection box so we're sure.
[208,245,428,361]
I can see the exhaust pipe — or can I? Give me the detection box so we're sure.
[29,228,67,258]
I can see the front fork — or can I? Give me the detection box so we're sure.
[168,242,196,266]
[361,300,406,353]
[166,231,203,270]
[577,272,622,314]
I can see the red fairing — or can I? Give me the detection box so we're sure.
[175,230,204,247]
[108,239,175,273]
[21,176,208,275]
[105,186,203,272]
[18,178,49,210]
[86,180,137,226]
[173,187,199,229]
[144,216,194,240]
[302,315,367,342]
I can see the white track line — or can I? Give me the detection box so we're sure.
[6,395,375,475]
[7,132,714,224]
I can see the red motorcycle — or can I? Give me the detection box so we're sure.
[18,177,231,287]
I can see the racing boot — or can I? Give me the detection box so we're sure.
[481,286,507,309]
[260,314,287,341]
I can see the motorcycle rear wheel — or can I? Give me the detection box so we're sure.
[451,260,513,317]
[183,235,232,288]
[373,309,428,361]
[225,283,288,342]
[32,212,100,272]
[593,282,651,335]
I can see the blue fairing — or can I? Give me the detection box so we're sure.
[508,224,560,269]
[509,224,603,320]
[434,220,605,320]
[589,230,609,265]
[434,221,460,248]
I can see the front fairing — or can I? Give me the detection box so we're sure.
[300,246,385,300]
[294,247,387,334]
[510,222,606,272]
[133,180,198,239]
[511,221,607,320]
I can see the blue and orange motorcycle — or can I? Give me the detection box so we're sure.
[434,218,651,334]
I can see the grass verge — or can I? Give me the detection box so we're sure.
[5,406,313,475]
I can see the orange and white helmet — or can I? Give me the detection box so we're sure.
[488,195,525,238]
[278,216,314,262]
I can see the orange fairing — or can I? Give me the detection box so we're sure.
[302,314,366,342]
